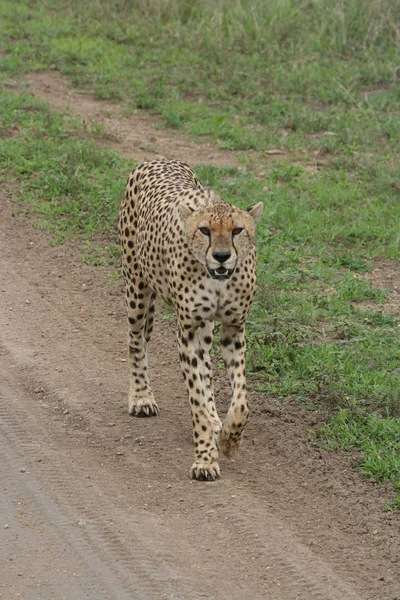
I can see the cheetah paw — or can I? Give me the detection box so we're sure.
[190,460,220,482]
[129,397,160,418]
[218,430,242,457]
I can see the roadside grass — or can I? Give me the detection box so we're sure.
[0,88,131,248]
[0,0,399,506]
[316,409,400,510]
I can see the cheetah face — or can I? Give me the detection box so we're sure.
[180,202,263,281]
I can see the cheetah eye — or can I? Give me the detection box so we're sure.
[232,227,244,236]
[199,227,211,236]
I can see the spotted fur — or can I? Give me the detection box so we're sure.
[119,159,263,481]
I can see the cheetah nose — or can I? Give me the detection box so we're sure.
[213,251,231,264]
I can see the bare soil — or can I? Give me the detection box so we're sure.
[1,74,399,600]
[363,259,400,314]
[20,72,240,168]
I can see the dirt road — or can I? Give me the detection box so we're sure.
[0,75,399,599]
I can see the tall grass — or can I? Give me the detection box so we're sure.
[63,0,399,59]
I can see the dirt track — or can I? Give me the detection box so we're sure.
[21,72,241,168]
[0,75,399,599]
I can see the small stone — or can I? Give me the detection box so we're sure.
[265,149,285,155]
[4,524,9,529]
[166,484,172,489]
[20,468,26,473]
[373,529,378,535]
[179,498,184,502]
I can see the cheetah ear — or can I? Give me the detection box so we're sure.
[246,202,263,224]
[209,190,222,205]
[179,203,195,222]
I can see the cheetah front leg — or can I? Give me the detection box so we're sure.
[177,320,220,481]
[200,321,222,438]
[218,324,249,457]
[125,281,159,417]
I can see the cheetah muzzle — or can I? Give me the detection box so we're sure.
[119,159,263,481]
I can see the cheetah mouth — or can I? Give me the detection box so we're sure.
[208,266,234,281]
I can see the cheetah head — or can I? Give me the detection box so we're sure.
[179,201,263,281]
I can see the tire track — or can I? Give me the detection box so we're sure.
[0,372,214,600]
[1,436,135,600]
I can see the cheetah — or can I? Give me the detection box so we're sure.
[119,159,263,481]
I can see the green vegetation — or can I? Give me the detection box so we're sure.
[318,409,400,510]
[0,0,399,506]
[1,0,399,156]
[0,89,129,247]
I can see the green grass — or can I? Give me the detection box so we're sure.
[0,0,399,506]
[0,89,130,246]
[317,409,400,510]
[0,0,399,157]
